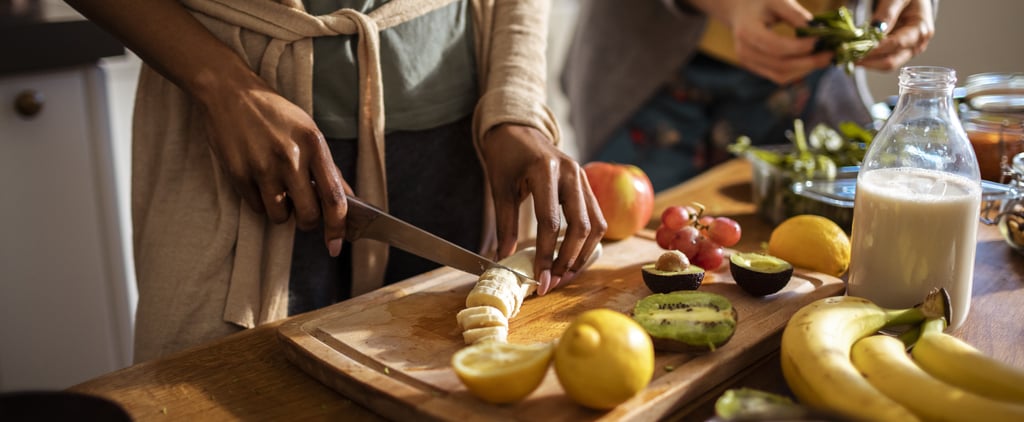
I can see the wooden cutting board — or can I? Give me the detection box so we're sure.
[278,231,844,421]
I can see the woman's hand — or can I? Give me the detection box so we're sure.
[479,124,607,296]
[691,0,833,84]
[195,74,351,257]
[857,0,935,71]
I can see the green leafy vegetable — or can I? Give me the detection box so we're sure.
[726,119,872,180]
[796,6,885,74]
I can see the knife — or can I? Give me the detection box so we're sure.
[343,195,538,284]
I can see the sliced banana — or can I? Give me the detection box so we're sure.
[462,325,508,345]
[466,270,520,318]
[457,244,602,346]
[457,306,508,331]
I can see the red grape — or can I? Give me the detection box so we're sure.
[671,226,701,259]
[707,217,742,247]
[655,225,677,249]
[660,206,690,231]
[692,238,724,270]
[697,215,714,235]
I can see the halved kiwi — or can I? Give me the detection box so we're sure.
[729,252,794,297]
[632,291,738,353]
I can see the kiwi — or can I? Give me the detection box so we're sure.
[729,252,794,297]
[714,388,800,421]
[713,388,850,421]
[632,291,738,353]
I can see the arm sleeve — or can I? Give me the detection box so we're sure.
[472,0,560,146]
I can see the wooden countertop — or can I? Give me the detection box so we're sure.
[69,159,1024,421]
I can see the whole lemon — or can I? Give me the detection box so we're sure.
[767,215,851,277]
[554,308,655,409]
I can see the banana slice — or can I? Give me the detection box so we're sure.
[458,244,603,346]
[457,306,509,331]
[462,325,508,345]
[467,270,519,317]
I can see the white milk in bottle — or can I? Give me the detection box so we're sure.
[846,66,981,330]
[847,168,981,329]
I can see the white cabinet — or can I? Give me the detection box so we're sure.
[0,65,134,391]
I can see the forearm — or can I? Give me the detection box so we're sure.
[64,0,263,105]
[477,0,558,143]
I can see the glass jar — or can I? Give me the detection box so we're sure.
[992,153,1024,253]
[847,66,981,331]
[961,73,1024,183]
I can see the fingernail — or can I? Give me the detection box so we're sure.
[871,20,888,32]
[562,271,576,285]
[328,238,342,257]
[537,270,552,296]
[550,275,562,290]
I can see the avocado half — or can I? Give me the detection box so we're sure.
[641,262,706,293]
[729,252,794,297]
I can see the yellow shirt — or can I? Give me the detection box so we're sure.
[698,0,843,65]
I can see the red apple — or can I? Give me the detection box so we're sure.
[583,162,655,240]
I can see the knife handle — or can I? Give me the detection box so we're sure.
[343,196,378,242]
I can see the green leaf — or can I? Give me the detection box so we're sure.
[798,6,885,74]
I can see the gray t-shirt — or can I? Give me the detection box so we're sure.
[304,0,478,139]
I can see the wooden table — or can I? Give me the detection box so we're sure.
[69,159,1024,421]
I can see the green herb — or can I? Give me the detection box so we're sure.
[796,6,885,74]
[726,119,872,180]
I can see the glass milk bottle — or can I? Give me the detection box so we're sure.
[847,66,981,330]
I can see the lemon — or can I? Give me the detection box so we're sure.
[767,215,851,277]
[451,341,553,404]
[554,309,655,410]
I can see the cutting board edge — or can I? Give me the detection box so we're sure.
[278,317,512,422]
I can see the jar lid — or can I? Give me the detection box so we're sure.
[965,73,1024,113]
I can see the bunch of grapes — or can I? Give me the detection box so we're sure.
[655,204,742,271]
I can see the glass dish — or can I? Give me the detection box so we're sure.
[792,168,1017,215]
[747,148,856,232]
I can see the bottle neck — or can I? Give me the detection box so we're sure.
[892,85,958,121]
[893,66,959,119]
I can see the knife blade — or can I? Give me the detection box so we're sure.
[343,195,537,283]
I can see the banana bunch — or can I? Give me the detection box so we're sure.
[457,248,538,345]
[852,333,1024,421]
[782,290,1024,422]
[910,317,1024,403]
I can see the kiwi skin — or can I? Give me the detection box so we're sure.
[729,253,794,297]
[632,291,738,353]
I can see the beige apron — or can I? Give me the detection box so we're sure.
[131,0,558,361]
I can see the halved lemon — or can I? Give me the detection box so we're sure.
[452,341,553,404]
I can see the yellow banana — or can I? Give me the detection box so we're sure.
[911,317,1024,403]
[777,351,822,406]
[852,334,1024,422]
[781,295,940,422]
